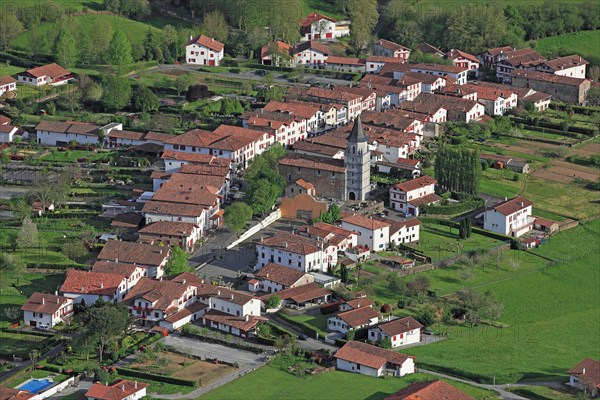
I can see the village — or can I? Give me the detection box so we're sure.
[0,2,599,400]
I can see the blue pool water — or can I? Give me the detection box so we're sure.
[17,378,53,394]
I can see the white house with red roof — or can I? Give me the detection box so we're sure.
[334,340,415,377]
[137,221,201,252]
[300,12,350,41]
[17,63,74,86]
[537,55,588,79]
[260,40,294,67]
[340,214,390,251]
[0,75,16,96]
[292,40,331,67]
[446,49,480,77]
[483,196,534,237]
[410,63,469,85]
[21,292,74,329]
[60,269,129,304]
[373,39,411,60]
[368,316,423,348]
[254,263,315,294]
[390,175,440,216]
[385,380,475,400]
[86,379,148,400]
[91,261,144,295]
[97,240,170,279]
[255,231,335,273]
[327,305,380,334]
[186,35,224,66]
[568,358,600,397]
[387,218,422,244]
[0,125,22,144]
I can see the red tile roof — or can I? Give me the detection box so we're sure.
[335,306,380,328]
[142,201,205,217]
[334,340,411,370]
[341,214,390,230]
[301,12,337,27]
[20,63,71,79]
[35,120,98,135]
[327,56,366,66]
[179,162,230,177]
[203,309,267,332]
[294,179,314,190]
[568,358,600,390]
[408,193,442,207]
[91,261,140,278]
[266,282,331,304]
[344,297,374,309]
[164,301,208,323]
[108,130,145,140]
[484,46,514,57]
[85,380,148,400]
[511,70,588,87]
[313,222,354,237]
[393,175,437,192]
[0,388,35,400]
[279,153,346,173]
[122,277,192,311]
[60,269,125,296]
[97,240,169,267]
[259,231,323,255]
[544,54,588,71]
[260,40,293,59]
[0,76,16,86]
[384,380,475,400]
[264,100,321,119]
[307,87,362,102]
[416,42,445,56]
[377,316,423,336]
[187,35,224,52]
[0,115,11,125]
[110,212,143,229]
[491,196,533,216]
[411,63,467,74]
[293,40,331,56]
[376,39,410,52]
[161,150,217,164]
[255,263,307,287]
[20,292,72,314]
[446,49,479,64]
[138,221,198,237]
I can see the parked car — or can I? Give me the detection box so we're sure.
[297,334,308,341]
[255,69,267,76]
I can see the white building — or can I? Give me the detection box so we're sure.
[21,292,74,329]
[389,175,439,216]
[60,269,129,304]
[327,306,380,334]
[255,231,335,273]
[567,358,600,397]
[86,379,148,400]
[17,63,74,86]
[340,214,390,251]
[334,340,415,377]
[537,55,588,79]
[186,35,224,66]
[253,263,315,294]
[410,63,468,85]
[446,49,480,77]
[97,240,170,279]
[300,12,350,41]
[483,196,534,237]
[368,316,423,348]
[0,125,21,143]
[0,75,16,96]
[292,41,331,67]
[388,218,422,245]
[373,39,411,60]
[91,261,144,296]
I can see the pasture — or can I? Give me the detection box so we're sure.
[535,30,600,67]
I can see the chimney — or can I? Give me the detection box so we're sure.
[42,297,45,305]
[266,273,269,278]
[135,381,138,389]
[217,290,221,296]
[189,35,193,41]
[56,297,60,304]
[100,283,104,289]
[283,242,288,248]
[230,293,234,300]
[583,368,586,374]
[245,314,249,321]
[182,279,186,285]
[115,258,118,263]
[121,384,125,391]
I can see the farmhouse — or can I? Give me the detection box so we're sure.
[340,214,390,251]
[368,316,423,348]
[0,125,22,144]
[35,120,101,146]
[91,261,144,295]
[267,282,332,308]
[292,41,331,67]
[300,12,350,41]
[202,310,267,337]
[17,63,74,86]
[510,70,591,105]
[483,196,534,237]
[326,56,367,74]
[60,269,129,304]
[298,222,358,253]
[494,48,546,83]
[186,35,224,66]
[446,49,480,77]
[410,63,468,85]
[0,75,16,96]
[568,358,600,397]
[334,340,415,377]
[387,218,422,245]
[161,150,231,174]
[475,81,552,112]
[390,175,439,216]
[142,201,206,231]
[373,39,411,60]
[538,55,588,79]
[365,56,404,74]
[416,42,445,57]
[21,292,74,329]
[327,305,380,333]
[406,93,484,122]
[137,221,201,252]
[254,262,315,293]
[260,40,294,67]
[97,240,170,279]
[305,87,363,120]
[86,379,148,400]
[384,380,475,400]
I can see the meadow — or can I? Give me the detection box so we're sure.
[403,220,600,383]
[535,30,600,67]
[201,369,496,400]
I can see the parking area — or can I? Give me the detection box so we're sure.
[162,334,266,368]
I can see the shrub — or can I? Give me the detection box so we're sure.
[116,367,197,387]
[186,84,212,101]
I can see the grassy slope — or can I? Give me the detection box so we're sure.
[403,220,600,382]
[535,30,600,67]
[201,369,496,400]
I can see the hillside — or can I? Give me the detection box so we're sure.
[535,30,600,67]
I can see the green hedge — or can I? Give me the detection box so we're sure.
[520,125,584,139]
[510,116,597,136]
[549,102,600,116]
[417,361,522,384]
[471,227,513,241]
[116,367,197,387]
[243,63,295,73]
[421,199,484,216]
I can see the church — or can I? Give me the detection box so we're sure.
[278,117,371,201]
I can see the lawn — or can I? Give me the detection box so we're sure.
[506,385,577,400]
[201,368,496,400]
[403,221,600,383]
[39,150,96,163]
[14,0,103,11]
[536,30,600,67]
[406,222,505,262]
[281,313,329,337]
[0,271,65,328]
[301,0,346,20]
[0,65,25,77]
[0,331,47,357]
[10,370,68,387]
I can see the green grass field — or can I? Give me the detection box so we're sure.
[0,331,47,357]
[9,370,69,387]
[0,65,25,77]
[506,385,577,400]
[536,30,600,67]
[12,0,103,12]
[282,313,329,337]
[201,369,496,400]
[403,221,600,383]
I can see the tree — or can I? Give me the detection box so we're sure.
[25,28,49,61]
[203,10,229,43]
[348,0,379,55]
[107,30,133,66]
[435,144,481,195]
[416,307,435,326]
[264,295,281,309]
[17,218,39,250]
[246,179,280,215]
[224,202,253,233]
[62,241,88,261]
[589,66,600,82]
[131,85,159,113]
[269,0,303,43]
[0,253,25,276]
[186,84,211,101]
[10,197,31,222]
[257,322,272,338]
[0,13,24,50]
[30,171,70,207]
[380,337,392,349]
[345,330,355,340]
[142,29,163,62]
[587,87,600,107]
[164,246,191,275]
[84,303,133,362]
[53,29,78,68]
[175,73,195,97]
[102,76,132,111]
[29,349,40,369]
[88,19,113,63]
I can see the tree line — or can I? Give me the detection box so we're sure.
[434,144,482,196]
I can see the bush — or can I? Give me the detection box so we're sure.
[116,367,197,387]
[229,68,241,74]
[186,84,212,101]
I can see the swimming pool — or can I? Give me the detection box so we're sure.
[17,378,54,394]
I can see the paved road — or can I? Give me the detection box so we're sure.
[266,314,337,353]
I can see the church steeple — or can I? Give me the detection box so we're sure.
[346,115,368,143]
